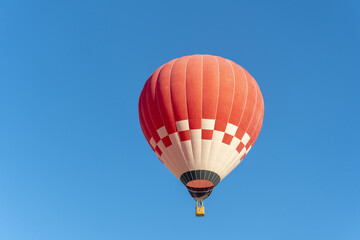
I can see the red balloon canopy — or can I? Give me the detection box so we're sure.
[139,55,264,201]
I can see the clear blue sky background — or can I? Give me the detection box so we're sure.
[0,0,359,239]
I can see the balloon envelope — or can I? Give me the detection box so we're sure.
[139,55,264,201]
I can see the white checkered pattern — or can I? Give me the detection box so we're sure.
[241,132,250,145]
[201,119,215,130]
[176,120,189,131]
[225,123,238,135]
[152,120,251,155]
[156,126,168,139]
[149,137,156,149]
[150,119,252,179]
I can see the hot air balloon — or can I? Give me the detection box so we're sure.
[138,55,264,217]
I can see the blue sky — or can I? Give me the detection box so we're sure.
[0,0,359,239]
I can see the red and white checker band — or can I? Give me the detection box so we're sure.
[149,119,253,179]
